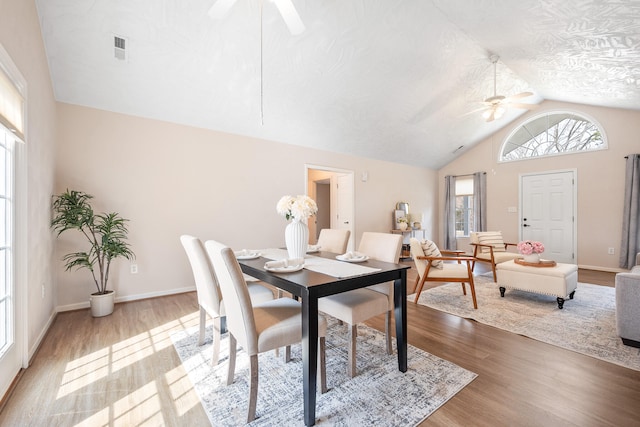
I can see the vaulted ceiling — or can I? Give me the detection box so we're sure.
[35,0,640,169]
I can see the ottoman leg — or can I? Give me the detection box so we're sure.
[569,290,575,300]
[499,287,506,297]
[557,297,565,309]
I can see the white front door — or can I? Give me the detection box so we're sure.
[520,170,576,263]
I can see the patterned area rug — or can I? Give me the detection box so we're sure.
[171,319,477,426]
[413,275,640,371]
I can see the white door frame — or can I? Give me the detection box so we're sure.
[519,168,577,263]
[305,164,355,251]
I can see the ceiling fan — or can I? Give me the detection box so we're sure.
[208,0,305,35]
[481,54,534,122]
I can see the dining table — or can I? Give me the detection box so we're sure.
[237,248,409,426]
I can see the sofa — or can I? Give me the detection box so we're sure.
[616,252,640,348]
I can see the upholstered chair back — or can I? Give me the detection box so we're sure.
[205,240,258,355]
[317,228,351,253]
[180,235,224,317]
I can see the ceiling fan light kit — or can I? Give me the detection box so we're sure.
[481,54,534,122]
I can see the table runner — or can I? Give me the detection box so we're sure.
[258,248,382,278]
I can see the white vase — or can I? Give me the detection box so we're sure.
[522,253,541,263]
[398,222,408,230]
[285,219,309,259]
[90,290,115,317]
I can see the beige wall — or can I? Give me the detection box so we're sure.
[439,100,639,271]
[55,103,438,309]
[0,0,58,357]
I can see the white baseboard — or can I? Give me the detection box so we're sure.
[55,285,196,313]
[29,309,57,362]
[578,264,626,273]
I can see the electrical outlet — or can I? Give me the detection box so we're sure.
[608,247,615,255]
[130,264,138,274]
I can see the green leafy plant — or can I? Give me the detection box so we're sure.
[51,189,135,295]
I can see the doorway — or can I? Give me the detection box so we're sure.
[306,165,355,251]
[520,170,576,263]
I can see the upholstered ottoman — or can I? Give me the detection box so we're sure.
[496,260,578,309]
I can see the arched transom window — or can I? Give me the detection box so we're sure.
[500,111,607,162]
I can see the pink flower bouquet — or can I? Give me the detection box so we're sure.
[517,240,544,255]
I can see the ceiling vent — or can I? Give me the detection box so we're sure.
[114,35,127,61]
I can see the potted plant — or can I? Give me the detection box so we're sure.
[51,189,135,317]
[397,216,409,230]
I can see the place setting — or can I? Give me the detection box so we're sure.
[263,257,305,273]
[335,251,369,263]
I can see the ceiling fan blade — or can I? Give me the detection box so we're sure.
[208,0,236,19]
[506,91,533,101]
[509,102,537,110]
[272,0,306,35]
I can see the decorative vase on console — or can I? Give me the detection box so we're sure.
[517,240,545,264]
[277,194,318,260]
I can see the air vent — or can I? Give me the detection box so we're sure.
[114,35,127,61]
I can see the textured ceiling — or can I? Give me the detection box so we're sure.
[35,0,640,169]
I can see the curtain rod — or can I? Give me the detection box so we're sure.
[446,172,487,178]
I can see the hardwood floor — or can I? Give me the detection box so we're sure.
[1,265,638,426]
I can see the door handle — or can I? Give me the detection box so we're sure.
[523,224,530,227]
[343,221,349,224]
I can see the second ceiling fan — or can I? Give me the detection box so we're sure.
[482,55,535,122]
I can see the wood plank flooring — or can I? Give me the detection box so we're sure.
[1,264,638,426]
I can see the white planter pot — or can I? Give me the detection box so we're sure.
[285,219,309,259]
[90,290,115,317]
[522,253,541,263]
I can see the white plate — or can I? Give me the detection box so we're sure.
[264,264,304,273]
[235,252,261,260]
[336,254,369,263]
[307,245,321,253]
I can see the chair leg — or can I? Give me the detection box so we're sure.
[211,315,221,366]
[385,311,392,354]
[491,264,497,282]
[247,354,258,423]
[469,278,478,309]
[227,334,237,386]
[460,282,467,295]
[347,324,357,378]
[318,337,327,393]
[413,274,428,303]
[198,306,206,346]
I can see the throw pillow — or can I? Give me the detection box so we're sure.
[476,231,506,253]
[420,239,444,269]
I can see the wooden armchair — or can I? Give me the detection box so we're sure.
[469,231,519,282]
[409,238,478,309]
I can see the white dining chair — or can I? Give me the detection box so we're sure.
[316,228,351,253]
[180,235,274,365]
[205,239,328,422]
[317,232,402,377]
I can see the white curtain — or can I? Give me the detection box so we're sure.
[620,154,640,269]
[444,175,457,250]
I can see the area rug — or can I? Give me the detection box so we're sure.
[412,275,640,371]
[171,319,477,426]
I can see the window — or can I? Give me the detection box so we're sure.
[500,111,606,162]
[0,53,24,363]
[455,178,473,237]
[0,126,13,357]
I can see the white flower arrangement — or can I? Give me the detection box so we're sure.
[277,195,318,221]
[397,217,409,224]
